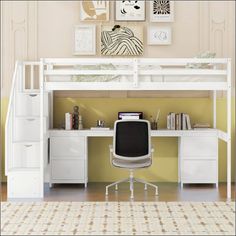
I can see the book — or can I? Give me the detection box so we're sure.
[185,114,192,130]
[65,113,72,130]
[170,112,175,130]
[167,114,171,130]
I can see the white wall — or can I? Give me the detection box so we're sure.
[1,1,235,97]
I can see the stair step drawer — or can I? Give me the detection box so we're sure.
[8,171,41,198]
[15,93,48,117]
[14,118,40,141]
[12,143,40,169]
[51,159,85,180]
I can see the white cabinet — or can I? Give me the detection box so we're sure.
[49,133,87,187]
[179,136,218,186]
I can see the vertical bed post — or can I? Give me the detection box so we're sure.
[213,90,216,128]
[39,58,44,198]
[227,58,231,200]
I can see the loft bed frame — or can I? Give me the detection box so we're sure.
[6,58,232,199]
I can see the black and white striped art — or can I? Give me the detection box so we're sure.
[101,25,143,56]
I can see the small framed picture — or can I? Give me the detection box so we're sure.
[115,1,145,21]
[148,26,172,45]
[150,0,174,22]
[80,1,109,21]
[74,25,96,55]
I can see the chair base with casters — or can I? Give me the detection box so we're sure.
[106,144,158,199]
[105,169,158,199]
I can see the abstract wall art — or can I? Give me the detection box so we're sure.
[115,1,145,21]
[80,1,109,21]
[150,0,174,22]
[101,24,143,56]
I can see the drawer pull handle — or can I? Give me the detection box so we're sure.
[27,118,35,121]
[29,94,38,97]
[25,145,32,147]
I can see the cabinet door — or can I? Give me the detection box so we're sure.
[181,160,217,183]
[51,159,85,180]
[51,137,86,158]
[181,137,217,158]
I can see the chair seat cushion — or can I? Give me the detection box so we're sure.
[112,158,151,169]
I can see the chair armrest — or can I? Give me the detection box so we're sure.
[109,145,113,165]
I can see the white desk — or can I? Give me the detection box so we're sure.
[49,129,218,188]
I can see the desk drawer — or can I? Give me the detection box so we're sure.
[50,137,86,158]
[51,159,85,180]
[181,137,217,158]
[181,160,217,183]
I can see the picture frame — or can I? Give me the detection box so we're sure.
[80,1,109,21]
[101,24,143,56]
[150,0,174,22]
[74,25,96,55]
[115,1,145,21]
[147,26,172,45]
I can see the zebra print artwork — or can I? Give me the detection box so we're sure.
[101,25,143,56]
[153,0,170,15]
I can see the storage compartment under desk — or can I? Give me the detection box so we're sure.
[50,136,86,158]
[51,159,85,181]
[181,159,217,183]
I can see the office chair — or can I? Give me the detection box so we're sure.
[106,119,158,198]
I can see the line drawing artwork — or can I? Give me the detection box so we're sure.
[101,25,143,56]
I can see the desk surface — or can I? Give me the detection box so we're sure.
[49,129,218,137]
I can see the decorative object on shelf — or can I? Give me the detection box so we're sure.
[65,113,72,130]
[148,26,172,45]
[96,120,105,127]
[193,123,211,129]
[72,106,79,130]
[78,115,83,130]
[150,109,160,130]
[101,24,143,56]
[80,0,109,21]
[150,0,174,22]
[186,51,216,69]
[74,25,96,55]
[115,0,145,21]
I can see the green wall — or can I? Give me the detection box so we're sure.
[1,97,235,182]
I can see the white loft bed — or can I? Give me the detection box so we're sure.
[5,58,232,200]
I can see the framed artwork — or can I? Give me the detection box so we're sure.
[148,26,172,45]
[101,24,143,56]
[150,0,174,22]
[115,1,145,21]
[74,25,96,55]
[80,1,109,21]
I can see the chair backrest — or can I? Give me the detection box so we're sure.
[113,119,151,160]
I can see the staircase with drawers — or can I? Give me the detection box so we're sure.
[5,62,49,199]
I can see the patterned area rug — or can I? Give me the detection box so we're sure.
[1,202,235,235]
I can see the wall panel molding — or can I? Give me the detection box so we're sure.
[1,1,38,97]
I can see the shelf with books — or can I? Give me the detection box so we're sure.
[167,112,192,130]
